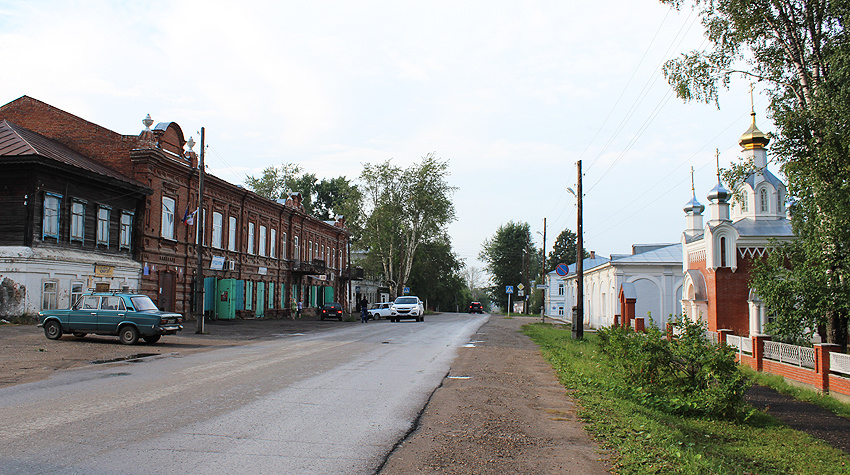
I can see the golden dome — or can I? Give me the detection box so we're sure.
[739,111,770,150]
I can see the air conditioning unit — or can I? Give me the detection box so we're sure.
[226,260,236,271]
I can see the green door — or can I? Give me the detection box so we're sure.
[256,282,265,318]
[216,279,237,320]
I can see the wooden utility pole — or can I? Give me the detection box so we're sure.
[573,160,584,339]
[196,127,205,334]
[540,217,546,323]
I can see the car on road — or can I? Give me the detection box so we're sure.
[468,302,484,313]
[368,302,393,320]
[37,292,184,345]
[390,296,424,322]
[320,302,344,321]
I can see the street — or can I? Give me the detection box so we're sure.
[0,313,488,474]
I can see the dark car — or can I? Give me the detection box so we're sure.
[37,292,183,345]
[320,302,344,321]
[468,302,484,313]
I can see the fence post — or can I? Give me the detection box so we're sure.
[718,329,732,345]
[815,343,840,393]
[753,334,771,372]
[614,314,620,327]
[634,316,645,332]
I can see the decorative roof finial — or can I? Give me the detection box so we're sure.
[143,114,153,131]
[715,148,721,182]
[690,166,695,195]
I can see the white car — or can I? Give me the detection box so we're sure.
[390,296,424,322]
[368,302,393,320]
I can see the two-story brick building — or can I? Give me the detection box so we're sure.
[0,96,352,319]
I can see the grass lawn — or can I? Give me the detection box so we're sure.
[522,322,850,474]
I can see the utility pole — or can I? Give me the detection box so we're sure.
[573,160,584,339]
[540,217,546,323]
[196,127,205,334]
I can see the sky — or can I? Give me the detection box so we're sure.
[0,0,772,278]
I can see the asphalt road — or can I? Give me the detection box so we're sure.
[0,313,488,474]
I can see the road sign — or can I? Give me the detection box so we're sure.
[536,284,547,289]
[517,283,524,291]
[555,263,569,276]
[518,290,524,297]
[506,285,514,294]
[403,287,410,294]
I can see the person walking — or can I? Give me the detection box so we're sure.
[296,300,302,319]
[360,296,369,323]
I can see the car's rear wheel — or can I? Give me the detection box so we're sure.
[119,325,139,345]
[44,320,62,340]
[143,335,161,344]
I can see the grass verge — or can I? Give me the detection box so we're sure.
[522,322,850,474]
[741,366,850,419]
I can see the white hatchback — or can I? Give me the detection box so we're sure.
[390,296,424,322]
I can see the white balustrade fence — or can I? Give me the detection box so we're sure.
[831,352,850,376]
[725,334,753,355]
[706,331,718,344]
[763,340,816,369]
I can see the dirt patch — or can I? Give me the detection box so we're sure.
[0,316,357,389]
[378,316,612,474]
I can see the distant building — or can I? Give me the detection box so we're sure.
[681,109,794,336]
[0,96,352,318]
[545,245,683,329]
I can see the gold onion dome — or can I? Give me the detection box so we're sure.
[739,111,770,150]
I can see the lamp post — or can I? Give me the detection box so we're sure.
[195,128,205,334]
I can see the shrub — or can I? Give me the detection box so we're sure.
[597,318,751,419]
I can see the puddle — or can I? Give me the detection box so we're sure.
[90,353,159,365]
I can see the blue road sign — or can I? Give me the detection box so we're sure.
[555,263,569,276]
[506,285,514,294]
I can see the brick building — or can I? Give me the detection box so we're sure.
[681,109,794,336]
[0,96,352,319]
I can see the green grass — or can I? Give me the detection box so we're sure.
[741,366,850,419]
[522,323,850,474]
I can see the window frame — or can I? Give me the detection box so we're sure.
[270,228,276,259]
[161,196,176,240]
[97,205,111,246]
[42,281,58,310]
[259,225,267,257]
[212,211,223,249]
[42,192,62,239]
[228,216,237,252]
[119,211,134,250]
[70,199,86,243]
[248,222,255,254]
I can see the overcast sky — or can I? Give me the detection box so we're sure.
[0,0,771,276]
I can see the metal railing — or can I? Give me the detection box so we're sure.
[764,341,816,369]
[830,352,850,376]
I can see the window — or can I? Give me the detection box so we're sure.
[70,282,84,308]
[161,197,175,240]
[321,245,325,261]
[120,212,133,249]
[42,281,57,310]
[558,283,564,296]
[740,190,748,212]
[97,206,110,246]
[720,236,727,267]
[309,241,313,260]
[558,306,564,316]
[245,281,253,310]
[294,236,299,259]
[70,200,85,242]
[259,225,267,257]
[759,188,769,213]
[282,232,287,259]
[212,212,223,248]
[43,193,61,239]
[228,216,237,251]
[270,229,276,258]
[248,223,255,254]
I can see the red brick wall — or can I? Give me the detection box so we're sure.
[828,374,850,396]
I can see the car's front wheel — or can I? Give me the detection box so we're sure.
[143,335,161,344]
[119,325,139,345]
[44,320,62,340]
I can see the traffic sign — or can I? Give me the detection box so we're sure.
[403,287,410,294]
[506,285,514,294]
[555,263,569,276]
[517,283,524,291]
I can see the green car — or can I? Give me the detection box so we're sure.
[37,292,184,345]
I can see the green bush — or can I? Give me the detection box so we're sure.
[597,318,751,419]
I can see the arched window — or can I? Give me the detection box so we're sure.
[759,188,769,212]
[741,190,748,212]
[720,237,727,267]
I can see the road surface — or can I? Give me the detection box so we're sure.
[0,313,487,474]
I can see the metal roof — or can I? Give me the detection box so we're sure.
[0,119,149,192]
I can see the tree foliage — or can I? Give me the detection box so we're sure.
[662,0,850,348]
[546,228,588,272]
[407,233,468,311]
[359,153,456,298]
[479,221,539,310]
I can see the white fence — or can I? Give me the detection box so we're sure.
[725,334,753,355]
[831,352,850,376]
[763,340,816,369]
[706,331,718,344]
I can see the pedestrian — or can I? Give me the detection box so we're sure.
[297,300,302,319]
[360,296,369,323]
[290,299,297,319]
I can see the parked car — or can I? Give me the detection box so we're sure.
[390,296,424,322]
[320,302,344,321]
[368,302,393,320]
[468,302,484,313]
[37,292,183,345]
